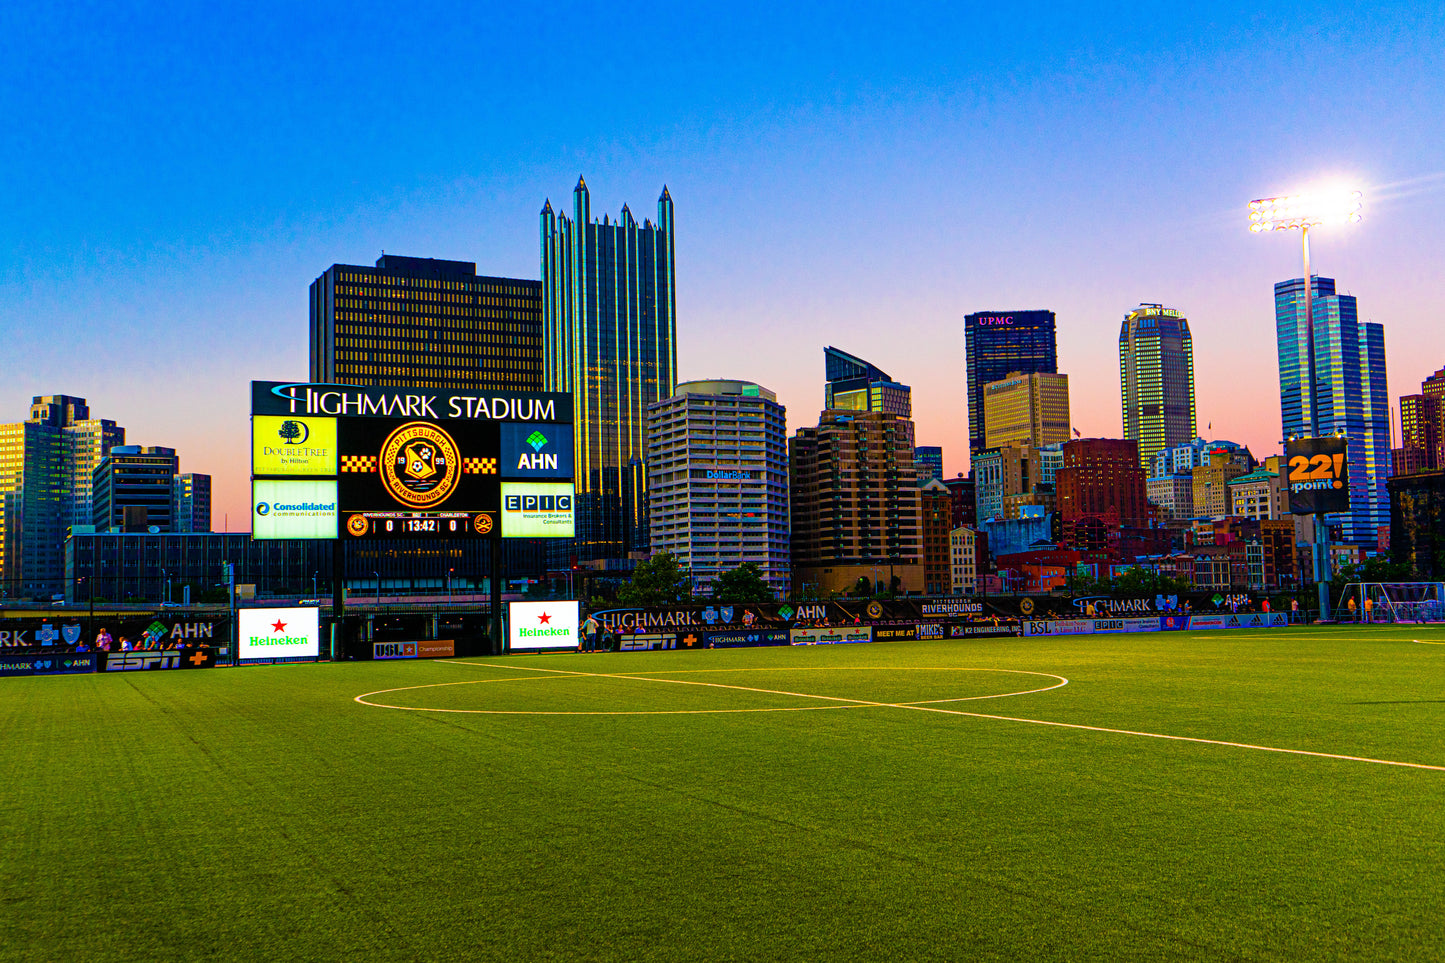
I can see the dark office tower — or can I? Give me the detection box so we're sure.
[824,347,912,417]
[93,446,180,533]
[172,473,212,533]
[1275,276,1391,544]
[309,255,543,392]
[964,310,1058,456]
[541,177,677,563]
[1119,303,1196,468]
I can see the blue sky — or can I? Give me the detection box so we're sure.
[3,2,1442,528]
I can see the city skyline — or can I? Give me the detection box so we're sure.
[3,4,1443,531]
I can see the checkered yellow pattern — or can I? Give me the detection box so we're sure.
[464,457,497,475]
[341,454,377,473]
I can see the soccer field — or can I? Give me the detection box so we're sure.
[4,626,1445,961]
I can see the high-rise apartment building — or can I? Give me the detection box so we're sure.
[542,177,676,562]
[1275,275,1391,543]
[824,347,912,417]
[310,255,543,392]
[982,372,1070,450]
[646,380,789,598]
[790,411,922,596]
[1396,366,1445,475]
[0,395,124,597]
[949,527,978,595]
[172,473,212,534]
[1119,303,1196,467]
[964,310,1058,455]
[914,446,943,484]
[94,446,180,533]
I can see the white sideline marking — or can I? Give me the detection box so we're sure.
[356,662,1445,772]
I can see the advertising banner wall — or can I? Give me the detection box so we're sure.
[872,625,919,642]
[1188,612,1289,631]
[416,641,456,658]
[509,601,579,649]
[238,607,320,660]
[374,642,417,660]
[789,626,873,645]
[252,415,337,475]
[0,616,228,650]
[699,629,791,648]
[0,653,97,677]
[101,648,218,672]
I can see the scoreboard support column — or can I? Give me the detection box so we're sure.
[332,541,346,659]
[490,538,504,656]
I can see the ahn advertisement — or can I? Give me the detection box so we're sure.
[238,607,320,660]
[509,601,579,650]
[253,479,338,540]
[501,482,575,538]
[252,415,338,476]
[337,418,501,540]
[1286,436,1350,515]
[0,653,97,677]
[500,423,574,479]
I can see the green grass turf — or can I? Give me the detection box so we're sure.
[4,625,1445,961]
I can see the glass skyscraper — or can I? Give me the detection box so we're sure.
[1119,303,1196,467]
[964,310,1058,456]
[1275,275,1390,543]
[541,177,676,562]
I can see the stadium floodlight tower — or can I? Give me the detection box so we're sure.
[1248,187,1362,621]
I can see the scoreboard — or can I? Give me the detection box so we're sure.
[250,381,573,540]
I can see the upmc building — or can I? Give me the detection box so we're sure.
[964,310,1058,456]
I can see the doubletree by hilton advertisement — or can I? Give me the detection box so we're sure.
[249,381,574,540]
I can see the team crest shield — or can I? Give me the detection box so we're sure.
[62,624,82,645]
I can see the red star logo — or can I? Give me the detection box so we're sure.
[271,619,287,632]
[537,612,551,624]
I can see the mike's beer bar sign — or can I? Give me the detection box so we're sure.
[250,381,575,540]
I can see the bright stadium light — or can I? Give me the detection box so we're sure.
[1248,185,1363,622]
[1247,188,1363,233]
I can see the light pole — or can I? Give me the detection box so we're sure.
[1248,187,1362,621]
[373,571,380,606]
[447,567,453,603]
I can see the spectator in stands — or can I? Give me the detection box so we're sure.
[119,636,132,651]
[95,628,112,651]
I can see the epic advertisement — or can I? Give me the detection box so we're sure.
[1286,437,1350,515]
[337,418,500,539]
[238,607,320,660]
[501,482,575,538]
[509,601,579,650]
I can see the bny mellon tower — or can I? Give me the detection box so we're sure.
[541,177,677,563]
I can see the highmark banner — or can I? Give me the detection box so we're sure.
[238,607,321,660]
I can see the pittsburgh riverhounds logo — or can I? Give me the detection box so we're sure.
[380,422,461,508]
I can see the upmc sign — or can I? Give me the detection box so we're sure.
[975,315,1014,325]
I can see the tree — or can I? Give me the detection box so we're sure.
[616,553,693,606]
[712,563,774,603]
[278,420,304,443]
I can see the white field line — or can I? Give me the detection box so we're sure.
[353,664,1067,715]
[358,661,1445,772]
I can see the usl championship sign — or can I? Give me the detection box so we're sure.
[508,601,579,650]
[238,607,321,660]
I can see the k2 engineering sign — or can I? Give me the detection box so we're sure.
[1286,436,1350,515]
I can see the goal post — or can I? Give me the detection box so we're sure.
[1337,583,1445,623]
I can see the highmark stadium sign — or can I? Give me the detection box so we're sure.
[250,381,574,540]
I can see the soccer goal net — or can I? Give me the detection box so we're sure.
[1337,583,1445,623]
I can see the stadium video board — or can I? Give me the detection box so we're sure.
[250,381,573,540]
[1285,436,1350,515]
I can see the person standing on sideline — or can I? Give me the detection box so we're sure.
[581,614,600,653]
[1346,596,1357,621]
[1363,596,1374,623]
[1291,598,1300,623]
